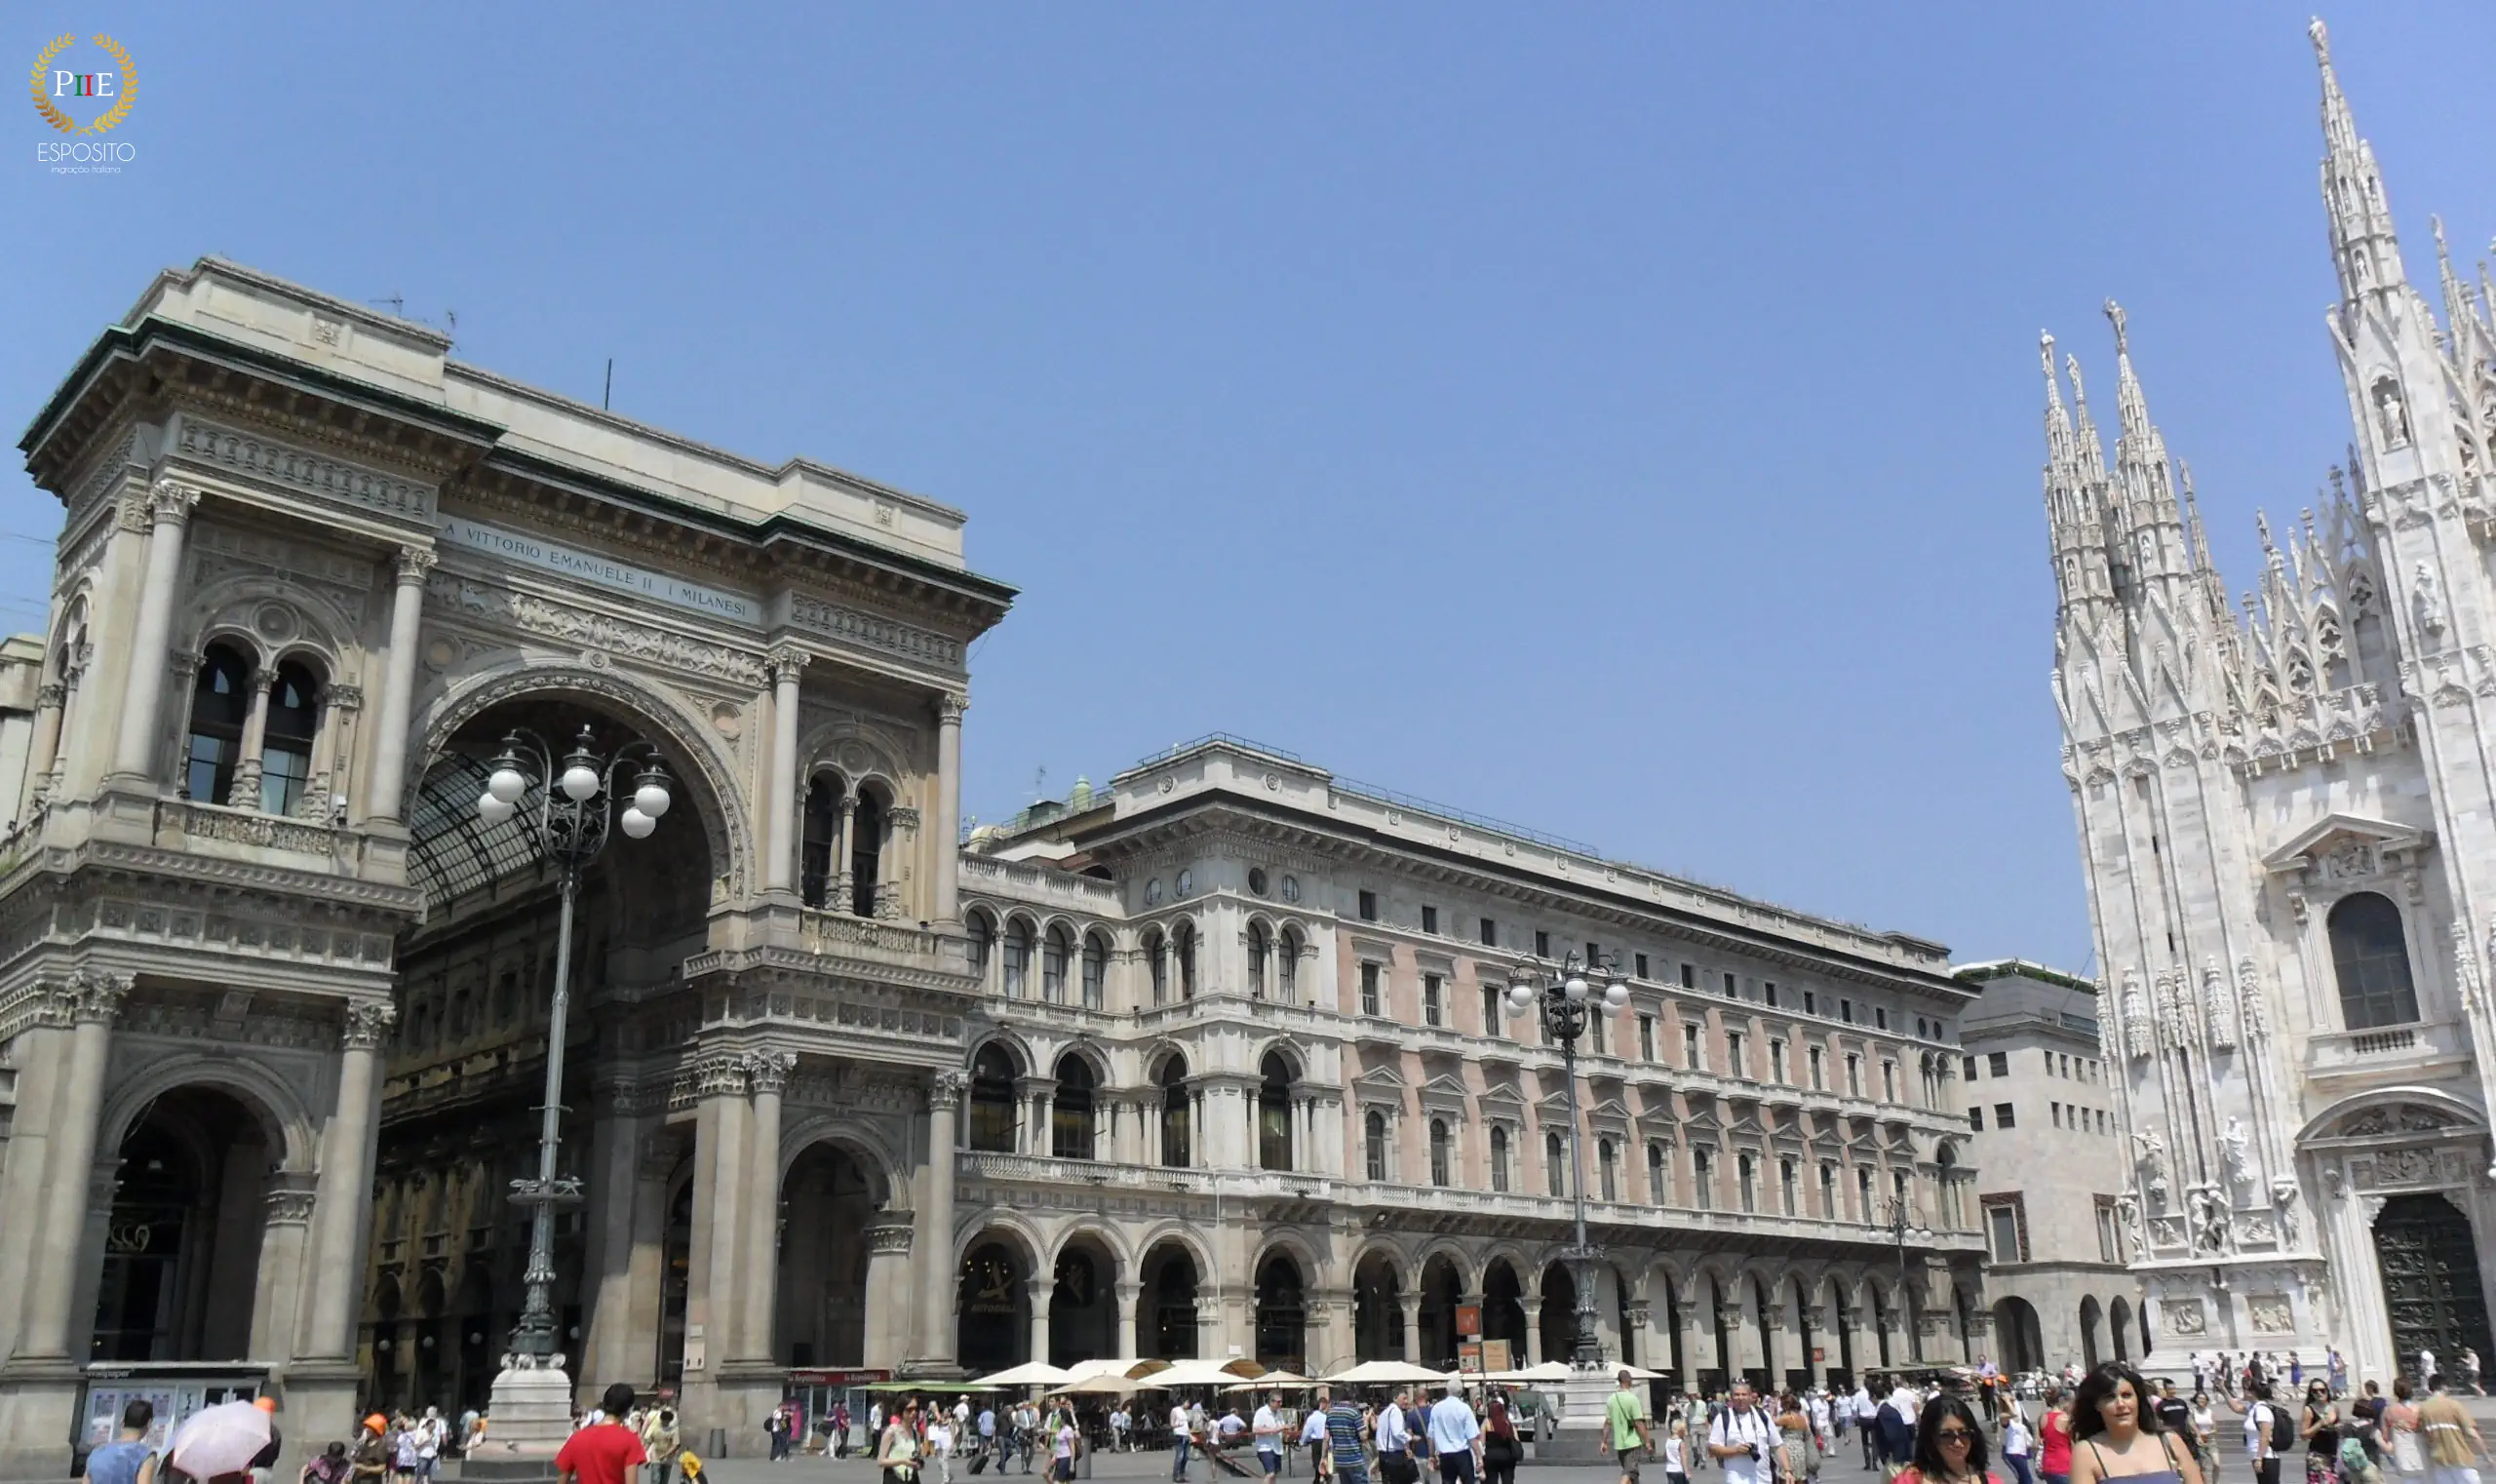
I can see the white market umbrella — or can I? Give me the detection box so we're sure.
[1142,1359,1262,1388]
[1051,1375,1142,1396]
[978,1362,1076,1387]
[1225,1371,1316,1391]
[1324,1360,1452,1385]
[1483,1362,1575,1384]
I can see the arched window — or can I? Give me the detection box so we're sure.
[967,913,996,987]
[800,776,840,908]
[1080,933,1109,1009]
[1145,929,1168,1005]
[1429,1119,1452,1188]
[1159,1056,1191,1168]
[1278,929,1301,1001]
[968,1044,1018,1152]
[183,644,252,804]
[1365,1111,1389,1182]
[1936,1146,1962,1230]
[1051,1055,1095,1160]
[1247,921,1269,998]
[1489,1126,1511,1192]
[2328,891,2420,1030]
[258,659,322,816]
[849,789,885,917]
[1041,925,1071,1003]
[1174,920,1197,998]
[1598,1138,1618,1202]
[1780,1156,1799,1215]
[1648,1142,1668,1205]
[1258,1053,1294,1171]
[1002,919,1034,998]
[1694,1148,1714,1210]
[1544,1132,1567,1198]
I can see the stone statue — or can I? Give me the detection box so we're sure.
[2219,1117,2253,1191]
[2272,1176,2303,1244]
[2413,562,2446,638]
[2134,1128,2170,1204]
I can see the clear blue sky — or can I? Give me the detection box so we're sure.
[7,4,2491,969]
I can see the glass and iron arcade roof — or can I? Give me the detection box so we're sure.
[407,754,545,910]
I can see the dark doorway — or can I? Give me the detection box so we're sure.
[1254,1255,1306,1373]
[957,1240,1030,1373]
[2373,1192,2495,1377]
[1142,1244,1200,1359]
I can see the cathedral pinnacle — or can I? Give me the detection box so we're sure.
[2312,15,2405,300]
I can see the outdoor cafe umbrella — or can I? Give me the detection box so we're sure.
[1323,1360,1451,1386]
[978,1362,1076,1388]
[1224,1371,1315,1391]
[168,1401,273,1482]
[1138,1359,1262,1388]
[1049,1374,1143,1396]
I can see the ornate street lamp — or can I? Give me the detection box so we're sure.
[476,723,671,1369]
[1886,1196,1932,1365]
[1505,949,1631,1369]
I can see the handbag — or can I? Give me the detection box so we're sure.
[1381,1451,1421,1484]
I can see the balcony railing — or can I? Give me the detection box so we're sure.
[2307,1019,2469,1077]
[960,853,1123,907]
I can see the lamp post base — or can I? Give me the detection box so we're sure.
[1533,1374,1632,1462]
[477,1357,576,1459]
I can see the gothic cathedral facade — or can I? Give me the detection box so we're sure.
[2044,22,2496,1382]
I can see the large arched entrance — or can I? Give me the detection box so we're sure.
[1253,1253,1307,1373]
[91,1087,281,1362]
[2108,1296,2132,1362]
[389,688,728,1393]
[2372,1193,2495,1373]
[1483,1261,1528,1364]
[957,1237,1032,1373]
[1141,1242,1201,1359]
[1050,1236,1117,1367]
[1826,1276,1854,1389]
[1353,1253,1404,1362]
[776,1144,887,1368]
[1540,1262,1580,1367]
[1993,1297,2044,1373]
[1417,1256,1463,1370]
[2079,1295,2103,1369]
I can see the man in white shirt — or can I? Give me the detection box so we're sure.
[1254,1394,1287,1483]
[1708,1384,1775,1484]
[1376,1390,1414,1464]
[1171,1401,1195,1483]
[1425,1386,1482,1484]
[1851,1384,1878,1469]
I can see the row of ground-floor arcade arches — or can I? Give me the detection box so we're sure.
[947,1221,1980,1388]
[1987,1294,2154,1374]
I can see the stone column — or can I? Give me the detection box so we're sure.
[20,681,63,816]
[1115,1282,1143,1360]
[226,666,276,806]
[108,483,195,781]
[1399,1292,1422,1364]
[1030,1273,1056,1369]
[1673,1297,1705,1385]
[304,683,360,821]
[364,547,436,821]
[933,693,964,920]
[682,1058,748,1417]
[18,971,129,1358]
[910,1071,966,1374]
[250,1176,319,1361]
[1522,1300,1544,1365]
[739,1053,795,1363]
[584,1116,673,1394]
[864,1221,916,1369]
[302,1001,393,1357]
[832,796,856,912]
[766,648,805,894]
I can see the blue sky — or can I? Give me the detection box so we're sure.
[7,4,2492,969]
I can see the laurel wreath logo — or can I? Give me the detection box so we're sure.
[28,32,136,136]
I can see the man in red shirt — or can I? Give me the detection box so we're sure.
[558,1386,648,1484]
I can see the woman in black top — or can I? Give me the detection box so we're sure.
[2297,1383,2336,1484]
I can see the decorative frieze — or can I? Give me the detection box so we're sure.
[175,418,436,525]
[425,572,767,687]
[786,594,963,671]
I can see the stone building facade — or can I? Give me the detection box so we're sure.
[0,254,1985,1481]
[2041,22,2496,1386]
[1953,963,2140,1373]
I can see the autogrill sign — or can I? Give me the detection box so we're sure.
[440,515,759,625]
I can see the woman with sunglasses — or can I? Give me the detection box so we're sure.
[2068,1363,2205,1484]
[1892,1395,2001,1484]
[2297,1382,2339,1484]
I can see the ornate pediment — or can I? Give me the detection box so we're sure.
[2260,812,2433,878]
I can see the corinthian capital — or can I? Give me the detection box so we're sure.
[395,547,439,583]
[936,692,968,724]
[744,1050,798,1095]
[148,480,199,527]
[343,998,397,1049]
[69,968,133,1025]
[698,1056,750,1099]
[930,1069,970,1112]
[768,645,811,684]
